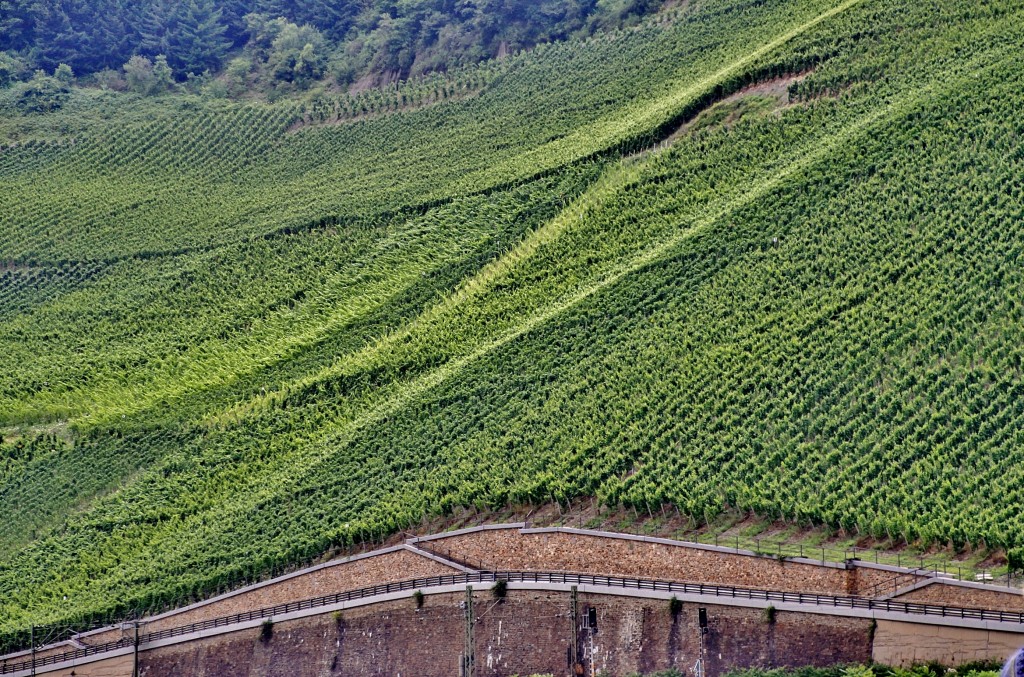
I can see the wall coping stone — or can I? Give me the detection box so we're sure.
[405,522,526,544]
[883,576,1024,601]
[848,560,935,577]
[401,544,476,573]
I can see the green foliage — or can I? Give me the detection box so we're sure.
[0,51,28,88]
[53,63,74,86]
[493,579,508,599]
[123,56,156,94]
[121,53,179,95]
[173,0,232,77]
[414,590,425,608]
[14,71,70,113]
[843,665,875,677]
[1009,549,1024,574]
[726,668,844,677]
[264,20,328,88]
[0,0,669,83]
[153,55,175,91]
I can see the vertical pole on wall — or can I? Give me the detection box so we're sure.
[462,586,475,677]
[133,621,140,677]
[30,625,35,677]
[697,608,709,677]
[569,586,579,674]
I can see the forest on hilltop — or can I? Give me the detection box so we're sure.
[0,0,664,92]
[1,0,1024,657]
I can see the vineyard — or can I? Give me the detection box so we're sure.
[2,0,1024,652]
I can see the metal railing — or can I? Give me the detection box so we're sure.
[859,568,934,599]
[408,541,493,572]
[5,570,1024,674]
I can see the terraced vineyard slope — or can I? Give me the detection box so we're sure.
[2,0,1024,651]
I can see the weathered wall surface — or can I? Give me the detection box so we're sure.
[141,549,456,635]
[872,620,1023,667]
[579,595,872,676]
[431,529,859,595]
[11,528,1024,676]
[136,589,872,677]
[429,529,933,600]
[850,567,922,598]
[39,653,133,677]
[892,582,1024,612]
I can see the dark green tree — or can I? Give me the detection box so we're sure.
[170,0,231,77]
[139,0,178,62]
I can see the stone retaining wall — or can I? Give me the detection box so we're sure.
[137,588,873,677]
[141,548,456,635]
[432,529,858,595]
[34,654,132,677]
[10,525,1024,675]
[892,582,1024,612]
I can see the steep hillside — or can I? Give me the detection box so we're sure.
[2,0,1024,649]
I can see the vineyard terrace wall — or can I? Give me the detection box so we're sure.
[70,547,457,650]
[413,525,924,597]
[890,580,1024,613]
[15,585,1024,676]
[136,590,874,677]
[8,524,1024,675]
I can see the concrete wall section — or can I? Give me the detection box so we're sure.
[873,620,1024,667]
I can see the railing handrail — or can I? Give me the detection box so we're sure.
[4,569,1024,674]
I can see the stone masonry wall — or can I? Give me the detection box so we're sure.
[11,528,1022,675]
[892,582,1024,612]
[138,588,873,677]
[432,529,858,595]
[39,653,134,677]
[66,549,455,651]
[851,567,923,598]
[139,549,456,635]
